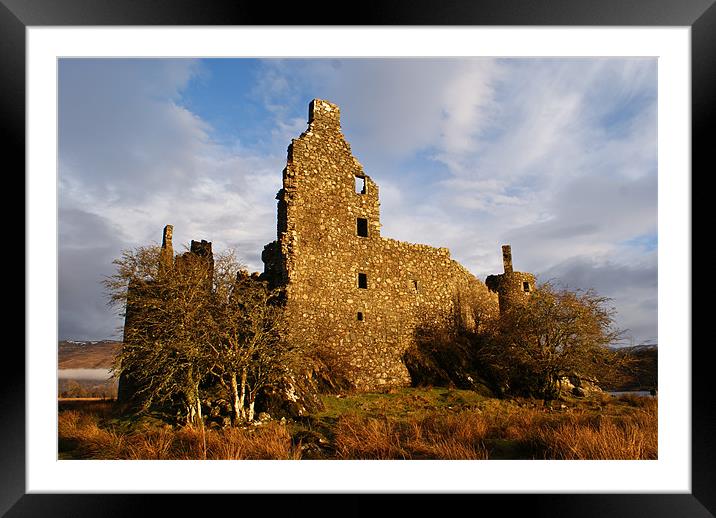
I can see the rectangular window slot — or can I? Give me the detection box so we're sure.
[357,312,364,321]
[523,281,530,292]
[413,280,419,292]
[355,176,366,194]
[358,273,368,289]
[357,218,368,237]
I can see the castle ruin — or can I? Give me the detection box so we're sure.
[260,99,534,391]
[119,99,536,400]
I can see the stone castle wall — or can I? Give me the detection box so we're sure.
[263,99,498,391]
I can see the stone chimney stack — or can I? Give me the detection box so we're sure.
[162,225,173,250]
[502,244,513,273]
[159,224,174,273]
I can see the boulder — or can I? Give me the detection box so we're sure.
[255,370,325,419]
[291,429,332,459]
[559,374,603,396]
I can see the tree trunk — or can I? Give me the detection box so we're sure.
[230,373,244,424]
[186,393,197,425]
[196,389,207,460]
[248,399,255,422]
[247,386,256,422]
[239,367,247,418]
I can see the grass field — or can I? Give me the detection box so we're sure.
[57,388,657,460]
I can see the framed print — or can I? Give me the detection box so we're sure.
[8,0,712,515]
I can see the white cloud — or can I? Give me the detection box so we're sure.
[59,59,212,202]
[58,59,284,338]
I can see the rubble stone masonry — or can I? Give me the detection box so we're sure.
[262,99,501,390]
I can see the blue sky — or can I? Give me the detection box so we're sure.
[58,57,657,345]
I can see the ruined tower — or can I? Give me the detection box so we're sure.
[261,99,498,391]
[117,226,214,405]
[485,245,536,313]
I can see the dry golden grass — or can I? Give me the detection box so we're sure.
[534,417,656,459]
[333,411,489,459]
[205,425,301,460]
[334,415,408,459]
[58,409,300,460]
[58,392,657,460]
[532,398,657,460]
[409,411,489,459]
[58,410,127,459]
[331,395,656,460]
[124,428,175,460]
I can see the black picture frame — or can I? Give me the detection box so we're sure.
[7,0,710,516]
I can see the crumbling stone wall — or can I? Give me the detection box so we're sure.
[262,99,499,391]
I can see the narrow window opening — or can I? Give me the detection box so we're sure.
[412,280,419,292]
[358,273,368,289]
[357,312,364,321]
[355,176,366,194]
[523,281,530,292]
[357,218,368,237]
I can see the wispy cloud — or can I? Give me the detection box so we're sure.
[250,57,657,343]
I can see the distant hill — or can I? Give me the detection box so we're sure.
[58,340,121,369]
[619,343,658,354]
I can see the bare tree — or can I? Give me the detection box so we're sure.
[212,254,297,422]
[105,245,217,431]
[480,282,627,403]
[105,242,298,434]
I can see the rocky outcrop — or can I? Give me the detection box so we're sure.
[254,370,325,419]
[557,375,603,397]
